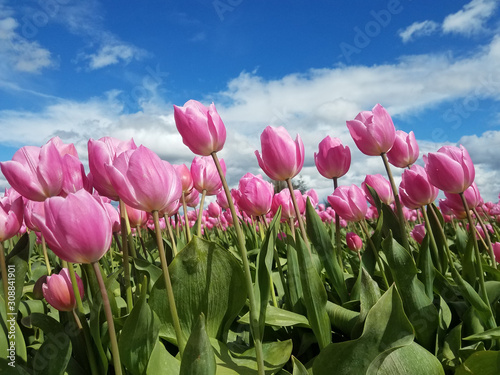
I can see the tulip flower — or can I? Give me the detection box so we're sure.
[185,188,200,207]
[399,165,439,209]
[443,182,482,212]
[387,130,419,168]
[493,242,500,263]
[33,189,112,264]
[24,199,45,232]
[362,174,394,205]
[42,268,84,312]
[305,189,319,208]
[346,104,396,156]
[88,137,137,200]
[207,202,222,218]
[105,145,182,213]
[346,232,363,252]
[411,224,426,244]
[234,173,274,218]
[424,145,475,194]
[327,185,367,222]
[191,156,225,196]
[216,189,229,210]
[272,188,305,221]
[61,154,93,197]
[174,100,226,156]
[122,203,148,228]
[0,141,64,201]
[314,136,351,179]
[174,164,194,194]
[255,126,304,181]
[0,189,24,241]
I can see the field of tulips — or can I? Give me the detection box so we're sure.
[2,101,500,374]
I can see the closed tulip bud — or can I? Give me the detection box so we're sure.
[216,189,229,210]
[305,189,319,208]
[61,154,92,197]
[346,232,363,252]
[255,126,304,181]
[411,223,426,244]
[387,130,419,168]
[105,146,182,213]
[424,145,475,194]
[24,199,45,232]
[174,164,194,193]
[362,174,394,205]
[235,173,274,218]
[191,156,225,196]
[43,269,84,311]
[327,185,367,222]
[314,136,351,179]
[174,100,226,156]
[443,182,482,212]
[207,202,222,218]
[272,189,305,221]
[185,188,200,208]
[493,242,500,264]
[0,189,24,241]
[399,165,439,209]
[122,203,148,228]
[346,104,396,156]
[33,189,112,264]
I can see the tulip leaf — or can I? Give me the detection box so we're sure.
[119,277,160,375]
[286,239,305,315]
[426,204,448,272]
[416,233,434,301]
[254,207,281,339]
[464,326,500,341]
[180,313,216,375]
[351,267,381,338]
[149,236,246,344]
[382,233,438,351]
[295,233,331,349]
[146,338,181,375]
[133,257,163,289]
[325,300,360,336]
[239,304,310,328]
[305,198,349,303]
[313,285,414,375]
[292,356,309,375]
[456,350,500,375]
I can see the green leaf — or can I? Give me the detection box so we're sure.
[119,276,160,375]
[254,208,281,339]
[366,342,445,375]
[211,338,292,375]
[292,356,308,375]
[133,257,163,289]
[286,241,304,314]
[313,285,414,375]
[351,267,381,338]
[416,233,434,301]
[456,350,500,375]
[325,301,359,336]
[146,339,181,375]
[239,305,310,328]
[305,199,348,303]
[464,326,500,341]
[439,323,462,369]
[149,236,247,344]
[180,314,216,375]
[294,233,331,349]
[382,233,438,351]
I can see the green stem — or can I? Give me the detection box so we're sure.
[420,207,442,274]
[41,236,52,276]
[196,190,207,237]
[381,152,409,251]
[211,152,265,375]
[92,262,122,375]
[152,210,185,356]
[333,177,343,268]
[360,220,389,289]
[181,192,192,243]
[285,178,311,255]
[0,242,9,316]
[118,200,133,312]
[71,307,99,375]
[472,207,497,269]
[164,214,178,257]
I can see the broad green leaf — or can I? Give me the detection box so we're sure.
[305,199,348,303]
[366,341,445,375]
[292,356,308,375]
[133,257,162,289]
[416,233,434,300]
[119,277,160,375]
[456,350,500,375]
[313,286,414,375]
[325,301,359,336]
[239,305,310,328]
[180,314,216,375]
[351,267,381,338]
[211,338,292,375]
[146,339,180,375]
[439,323,462,370]
[149,236,246,344]
[286,241,304,314]
[295,233,331,349]
[382,233,438,351]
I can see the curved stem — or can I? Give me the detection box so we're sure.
[164,214,178,257]
[92,261,122,375]
[152,210,185,356]
[285,178,311,255]
[41,235,51,276]
[333,177,343,267]
[196,190,207,237]
[211,152,265,375]
[118,200,133,312]
[381,153,409,251]
[181,192,192,243]
[420,207,442,274]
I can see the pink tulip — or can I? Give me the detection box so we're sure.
[0,141,64,201]
[24,199,45,232]
[185,188,200,208]
[105,146,182,213]
[493,242,500,264]
[42,268,84,312]
[88,137,137,200]
[61,154,92,197]
[255,126,304,181]
[161,199,181,217]
[216,189,229,210]
[174,100,226,156]
[174,164,194,194]
[443,182,482,212]
[33,189,112,263]
[305,189,319,208]
[399,165,439,209]
[190,156,225,196]
[0,188,24,241]
[207,202,222,218]
[386,130,419,168]
[327,185,367,222]
[104,202,121,233]
[362,174,394,205]
[424,145,475,194]
[314,136,351,179]
[122,203,148,228]
[346,104,396,156]
[346,232,363,252]
[272,188,305,221]
[234,173,274,218]
[51,136,79,158]
[411,223,426,244]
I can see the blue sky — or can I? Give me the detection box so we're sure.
[1,0,500,201]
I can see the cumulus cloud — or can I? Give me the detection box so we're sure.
[442,0,498,35]
[82,42,147,70]
[399,20,439,43]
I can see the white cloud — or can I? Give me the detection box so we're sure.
[442,0,498,35]
[399,20,439,43]
[83,42,147,70]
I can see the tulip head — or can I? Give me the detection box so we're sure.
[399,165,439,209]
[174,100,226,156]
[443,182,482,212]
[387,130,419,168]
[346,232,363,252]
[411,223,426,244]
[314,136,351,179]
[255,126,304,181]
[190,156,225,196]
[235,173,274,218]
[362,174,394,205]
[327,185,367,222]
[42,268,84,312]
[272,188,305,221]
[0,188,24,241]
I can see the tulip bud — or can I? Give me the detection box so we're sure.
[42,269,84,311]
[386,130,419,168]
[346,232,363,252]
